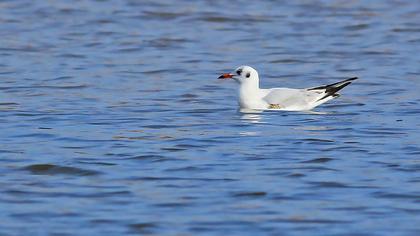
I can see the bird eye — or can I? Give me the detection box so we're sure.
[236,69,242,75]
[246,72,250,78]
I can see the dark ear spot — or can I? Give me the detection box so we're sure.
[246,72,250,78]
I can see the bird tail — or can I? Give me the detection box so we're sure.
[308,77,358,101]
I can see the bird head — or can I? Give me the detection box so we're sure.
[218,65,259,85]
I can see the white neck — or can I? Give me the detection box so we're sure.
[239,79,260,95]
[238,78,265,109]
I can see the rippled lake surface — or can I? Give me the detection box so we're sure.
[1,1,420,235]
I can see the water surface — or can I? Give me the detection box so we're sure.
[1,1,419,235]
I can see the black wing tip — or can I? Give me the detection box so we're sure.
[308,76,359,91]
[313,77,358,101]
[332,77,359,85]
[346,77,358,81]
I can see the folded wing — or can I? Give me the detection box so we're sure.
[262,77,358,110]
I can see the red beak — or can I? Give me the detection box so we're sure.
[218,73,233,79]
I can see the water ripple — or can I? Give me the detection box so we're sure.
[1,0,419,235]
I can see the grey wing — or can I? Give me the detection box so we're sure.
[262,88,325,109]
[262,77,358,110]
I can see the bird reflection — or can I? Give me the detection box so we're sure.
[239,109,263,123]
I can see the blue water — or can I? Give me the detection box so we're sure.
[1,1,419,235]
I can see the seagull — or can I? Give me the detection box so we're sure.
[218,65,358,111]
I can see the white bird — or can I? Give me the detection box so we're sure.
[218,65,358,111]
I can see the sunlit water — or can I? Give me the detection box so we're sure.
[1,1,419,235]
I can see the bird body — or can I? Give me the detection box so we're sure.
[218,65,357,111]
